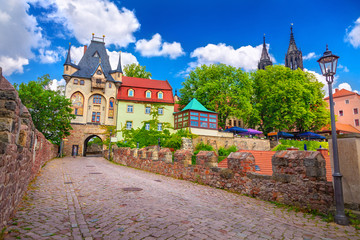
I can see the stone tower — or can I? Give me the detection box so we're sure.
[258,35,273,70]
[285,25,303,70]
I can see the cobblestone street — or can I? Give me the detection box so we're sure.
[4,157,359,240]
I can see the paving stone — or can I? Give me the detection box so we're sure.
[4,156,360,240]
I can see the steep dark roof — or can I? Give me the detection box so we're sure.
[71,40,116,82]
[64,44,80,69]
[110,51,123,74]
[258,35,273,70]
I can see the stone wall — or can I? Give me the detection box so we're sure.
[112,147,334,213]
[192,136,271,152]
[0,72,58,229]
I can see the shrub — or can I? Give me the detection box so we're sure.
[193,142,214,156]
[272,139,329,151]
[116,141,135,148]
[218,145,237,156]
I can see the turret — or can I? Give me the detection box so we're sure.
[63,43,79,82]
[258,34,273,70]
[110,51,123,82]
[285,24,303,70]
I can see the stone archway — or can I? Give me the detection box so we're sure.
[83,134,104,156]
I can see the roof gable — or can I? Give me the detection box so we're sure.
[324,89,359,100]
[182,98,215,113]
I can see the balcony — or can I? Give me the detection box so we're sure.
[91,79,105,90]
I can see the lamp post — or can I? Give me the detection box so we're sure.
[317,45,349,225]
[108,129,112,160]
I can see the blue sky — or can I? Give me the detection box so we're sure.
[1,0,360,95]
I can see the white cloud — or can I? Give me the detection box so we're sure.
[106,50,138,70]
[0,0,49,76]
[48,78,66,91]
[30,0,140,48]
[0,56,29,76]
[304,68,338,97]
[338,82,352,91]
[345,17,360,48]
[39,47,66,64]
[186,43,275,73]
[303,52,319,60]
[70,46,84,64]
[338,64,350,73]
[135,33,185,59]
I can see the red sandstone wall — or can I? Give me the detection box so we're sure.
[0,74,58,229]
[112,147,334,213]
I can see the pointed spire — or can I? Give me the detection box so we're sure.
[65,42,72,65]
[258,34,273,70]
[289,23,296,46]
[116,51,123,73]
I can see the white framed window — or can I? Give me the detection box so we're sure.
[339,110,344,116]
[157,123,162,131]
[158,91,163,99]
[145,106,151,114]
[126,121,132,130]
[146,90,151,98]
[128,89,134,97]
[355,119,360,127]
[345,99,350,104]
[158,108,163,115]
[145,123,150,130]
[354,108,358,115]
[127,105,133,113]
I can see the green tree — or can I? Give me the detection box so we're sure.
[123,63,152,79]
[179,64,253,128]
[249,65,330,134]
[14,74,75,145]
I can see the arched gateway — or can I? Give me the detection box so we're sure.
[62,35,122,156]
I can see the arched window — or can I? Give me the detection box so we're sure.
[128,89,134,97]
[158,91,163,99]
[146,90,151,98]
[108,98,115,118]
[70,92,84,116]
[93,95,102,104]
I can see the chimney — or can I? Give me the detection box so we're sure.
[335,88,339,93]
[84,45,87,55]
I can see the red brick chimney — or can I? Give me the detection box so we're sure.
[335,88,339,93]
[84,45,87,54]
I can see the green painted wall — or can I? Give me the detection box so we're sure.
[116,101,175,140]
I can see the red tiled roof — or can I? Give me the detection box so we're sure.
[121,76,172,90]
[320,123,360,134]
[324,88,359,100]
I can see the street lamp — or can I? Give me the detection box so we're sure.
[108,129,112,160]
[317,45,349,226]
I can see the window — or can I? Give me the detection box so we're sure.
[339,110,344,116]
[109,83,112,88]
[158,108,163,115]
[183,116,188,121]
[190,112,198,116]
[158,91,163,99]
[128,89,134,97]
[345,99,350,104]
[238,121,241,126]
[178,122,182,128]
[200,117,208,121]
[209,115,216,118]
[355,119,360,126]
[183,112,188,116]
[146,90,151,98]
[145,123,150,130]
[74,79,78,84]
[80,80,84,85]
[93,95,101,104]
[234,121,237,127]
[191,121,198,126]
[92,112,100,123]
[354,108,358,115]
[210,123,216,129]
[190,116,198,120]
[157,123,162,131]
[145,106,151,114]
[200,113,208,117]
[126,121,132,130]
[71,92,84,116]
[229,120,232,125]
[97,70,102,75]
[96,79,102,84]
[209,118,216,122]
[108,98,114,118]
[200,122,208,128]
[183,122,188,127]
[66,66,69,71]
[127,105,133,113]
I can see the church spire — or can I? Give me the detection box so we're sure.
[116,51,123,73]
[64,43,72,65]
[285,24,303,70]
[258,34,273,70]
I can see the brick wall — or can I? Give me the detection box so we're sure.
[0,72,58,229]
[112,146,334,213]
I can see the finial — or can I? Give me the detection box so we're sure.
[326,44,328,51]
[99,57,101,63]
[263,34,266,45]
[175,89,178,95]
[92,33,94,35]
[103,35,105,38]
[69,42,71,46]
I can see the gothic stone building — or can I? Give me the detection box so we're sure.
[285,25,303,70]
[63,35,122,156]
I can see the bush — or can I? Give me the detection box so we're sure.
[116,141,135,148]
[194,142,214,156]
[272,139,328,151]
[163,129,195,150]
[218,145,237,156]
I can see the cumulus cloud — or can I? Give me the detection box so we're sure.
[345,17,360,48]
[30,0,140,48]
[70,46,84,64]
[304,68,338,97]
[338,64,350,73]
[135,33,185,59]
[338,82,352,91]
[303,52,319,60]
[185,43,275,73]
[39,47,66,63]
[0,56,29,75]
[48,78,66,91]
[0,0,48,76]
[106,50,138,70]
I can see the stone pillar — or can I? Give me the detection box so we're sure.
[328,134,360,210]
[181,137,193,153]
[174,149,192,166]
[158,148,172,163]
[196,151,218,168]
[227,152,255,173]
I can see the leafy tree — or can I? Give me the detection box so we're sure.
[249,65,330,134]
[179,64,253,128]
[123,63,152,79]
[14,74,75,145]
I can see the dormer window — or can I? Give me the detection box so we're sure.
[146,90,151,98]
[158,91,163,99]
[93,52,99,58]
[97,70,102,75]
[128,89,134,97]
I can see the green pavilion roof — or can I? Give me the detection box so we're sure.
[181,98,216,113]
